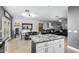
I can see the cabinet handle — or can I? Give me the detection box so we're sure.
[59,44,61,48]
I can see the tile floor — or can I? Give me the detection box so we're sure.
[5,38,32,53]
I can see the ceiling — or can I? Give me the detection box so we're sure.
[4,6,68,21]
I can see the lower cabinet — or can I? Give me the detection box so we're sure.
[36,46,54,53]
[53,42,64,53]
[53,39,64,53]
[36,39,64,53]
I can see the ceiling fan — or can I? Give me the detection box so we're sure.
[25,9,30,16]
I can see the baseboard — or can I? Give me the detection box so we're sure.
[67,45,79,52]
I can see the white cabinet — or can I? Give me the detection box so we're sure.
[53,39,64,53]
[36,46,54,53]
[35,39,64,53]
[44,46,53,53]
[36,41,54,53]
[36,42,47,53]
[48,41,54,53]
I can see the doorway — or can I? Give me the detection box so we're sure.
[38,23,43,32]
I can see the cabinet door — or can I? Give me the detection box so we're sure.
[48,46,54,53]
[54,39,64,53]
[48,41,54,53]
[37,46,54,53]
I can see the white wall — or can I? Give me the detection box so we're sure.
[68,6,79,49]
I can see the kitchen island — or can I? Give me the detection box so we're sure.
[31,34,65,53]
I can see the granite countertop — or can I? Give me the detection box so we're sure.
[30,34,65,43]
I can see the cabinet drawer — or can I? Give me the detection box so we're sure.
[54,40,60,44]
[54,39,64,44]
[36,47,45,53]
[36,42,50,48]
